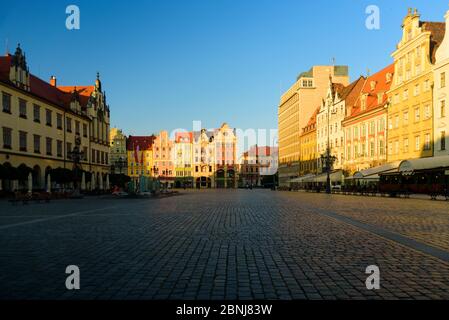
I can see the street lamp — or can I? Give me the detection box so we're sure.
[320,147,337,194]
[68,134,85,195]
[114,157,127,174]
[319,102,337,194]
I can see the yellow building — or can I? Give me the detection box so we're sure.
[127,136,154,181]
[299,107,319,176]
[109,128,127,174]
[278,65,349,186]
[0,44,110,191]
[387,8,445,162]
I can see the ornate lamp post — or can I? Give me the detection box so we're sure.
[320,147,337,194]
[114,157,127,174]
[68,134,85,195]
[319,102,337,194]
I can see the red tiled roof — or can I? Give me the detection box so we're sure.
[301,106,320,135]
[242,146,278,158]
[0,54,96,112]
[420,21,445,64]
[338,76,366,107]
[126,136,156,151]
[346,64,394,120]
[175,132,193,143]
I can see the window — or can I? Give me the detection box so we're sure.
[379,118,385,132]
[414,84,420,96]
[441,131,446,151]
[92,149,96,163]
[33,135,41,154]
[57,140,63,157]
[56,113,62,129]
[46,109,52,126]
[83,123,88,137]
[2,92,11,113]
[75,120,80,135]
[33,104,40,123]
[19,99,27,118]
[415,136,420,151]
[2,127,12,149]
[424,133,431,150]
[424,105,430,119]
[395,115,399,129]
[388,117,393,130]
[403,90,409,101]
[379,140,385,156]
[370,141,375,157]
[394,140,399,155]
[66,117,72,132]
[403,111,409,125]
[441,72,446,88]
[414,107,420,122]
[404,138,409,153]
[424,80,430,91]
[66,142,72,158]
[19,131,27,151]
[441,100,446,118]
[369,121,375,135]
[83,147,88,161]
[46,137,52,155]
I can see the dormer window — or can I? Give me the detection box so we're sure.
[370,81,377,91]
[361,94,367,111]
[386,73,392,83]
[377,93,384,104]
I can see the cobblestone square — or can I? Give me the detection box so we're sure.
[1,190,449,300]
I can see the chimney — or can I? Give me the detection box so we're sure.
[50,75,57,87]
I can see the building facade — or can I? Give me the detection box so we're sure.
[239,146,278,187]
[0,45,110,191]
[299,107,319,176]
[343,65,394,174]
[213,123,238,188]
[278,65,349,186]
[109,128,127,174]
[433,9,449,157]
[153,130,174,187]
[316,77,365,173]
[127,136,154,181]
[174,131,193,187]
[193,129,215,188]
[387,9,445,162]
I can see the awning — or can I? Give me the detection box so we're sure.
[288,173,315,184]
[353,161,401,179]
[399,155,449,174]
[303,170,343,183]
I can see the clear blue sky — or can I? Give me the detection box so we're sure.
[1,0,448,136]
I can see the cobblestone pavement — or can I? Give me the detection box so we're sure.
[0,190,449,300]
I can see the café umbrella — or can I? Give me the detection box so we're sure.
[99,174,104,190]
[91,173,96,191]
[27,172,33,194]
[46,174,51,193]
[105,174,110,190]
[81,172,86,191]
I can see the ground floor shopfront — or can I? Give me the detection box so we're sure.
[0,151,110,192]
